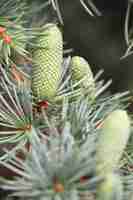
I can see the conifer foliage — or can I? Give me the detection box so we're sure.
[0,0,132,200]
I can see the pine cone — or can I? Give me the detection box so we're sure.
[96,109,130,175]
[32,23,63,101]
[71,56,95,98]
[97,173,123,200]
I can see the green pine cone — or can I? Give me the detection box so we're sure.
[96,109,130,175]
[32,23,63,101]
[70,56,95,97]
[97,173,123,200]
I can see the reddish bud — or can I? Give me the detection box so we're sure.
[38,100,49,109]
[96,120,103,129]
[54,182,64,193]
[16,124,32,132]
[3,35,12,44]
[80,176,89,183]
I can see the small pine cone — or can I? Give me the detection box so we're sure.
[97,173,123,200]
[32,23,63,101]
[96,109,130,175]
[70,56,95,97]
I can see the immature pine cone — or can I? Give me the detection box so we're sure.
[32,23,63,101]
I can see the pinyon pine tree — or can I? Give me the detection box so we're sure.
[0,0,132,200]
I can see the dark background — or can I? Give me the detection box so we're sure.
[57,0,133,93]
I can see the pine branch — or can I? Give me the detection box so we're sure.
[0,65,41,161]
[0,120,101,200]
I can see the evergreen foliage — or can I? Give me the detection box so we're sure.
[0,1,132,200]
